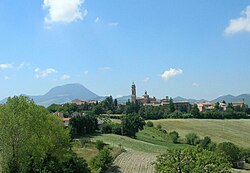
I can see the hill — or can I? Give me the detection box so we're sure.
[0,83,100,107]
[152,119,250,148]
[212,94,250,105]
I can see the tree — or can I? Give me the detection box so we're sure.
[214,102,220,111]
[154,147,231,173]
[191,104,200,117]
[96,140,105,151]
[0,96,87,172]
[199,136,212,149]
[169,131,179,144]
[90,148,113,173]
[185,133,200,145]
[216,142,241,163]
[169,98,175,113]
[69,113,98,138]
[121,114,145,138]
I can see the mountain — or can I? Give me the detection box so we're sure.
[0,83,100,107]
[173,96,207,103]
[211,94,250,106]
[116,95,130,103]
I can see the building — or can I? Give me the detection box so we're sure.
[196,102,215,112]
[130,82,190,109]
[232,98,245,108]
[131,82,137,103]
[72,99,86,105]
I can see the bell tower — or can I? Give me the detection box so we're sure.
[131,82,136,103]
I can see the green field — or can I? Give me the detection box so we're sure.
[152,119,250,148]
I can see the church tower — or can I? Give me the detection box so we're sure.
[131,82,136,103]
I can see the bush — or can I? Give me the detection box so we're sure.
[169,131,179,144]
[96,140,106,151]
[146,121,154,127]
[79,137,91,148]
[199,136,211,149]
[185,133,200,145]
[216,142,241,163]
[156,124,162,130]
[91,148,113,173]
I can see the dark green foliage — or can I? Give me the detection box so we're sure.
[156,124,162,130]
[121,114,145,138]
[69,113,98,138]
[154,147,232,173]
[217,142,241,163]
[191,104,200,117]
[185,133,200,145]
[146,121,154,127]
[169,98,175,113]
[91,148,113,173]
[96,140,105,151]
[100,122,122,135]
[169,131,179,144]
[28,153,90,173]
[199,136,212,149]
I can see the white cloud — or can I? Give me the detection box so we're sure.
[161,68,183,80]
[100,67,111,71]
[0,64,12,70]
[43,0,87,25]
[192,82,199,87]
[17,62,30,70]
[108,22,119,26]
[225,6,250,35]
[94,17,100,23]
[60,74,70,80]
[4,76,10,80]
[34,68,57,79]
[84,70,89,75]
[142,77,150,83]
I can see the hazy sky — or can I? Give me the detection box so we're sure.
[1,0,250,100]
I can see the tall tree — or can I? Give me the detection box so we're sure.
[0,96,72,172]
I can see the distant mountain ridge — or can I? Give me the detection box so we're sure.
[1,83,249,107]
[0,83,101,107]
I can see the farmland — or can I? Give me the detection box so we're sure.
[91,119,250,173]
[152,119,250,148]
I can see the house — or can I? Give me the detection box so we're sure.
[53,111,64,118]
[72,99,86,105]
[196,102,215,112]
[63,118,71,127]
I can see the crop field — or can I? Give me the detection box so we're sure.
[152,119,250,148]
[107,150,157,173]
[92,119,250,173]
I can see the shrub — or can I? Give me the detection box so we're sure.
[96,140,105,151]
[216,142,241,163]
[199,136,211,149]
[91,148,113,173]
[156,124,162,130]
[169,131,179,144]
[146,121,154,127]
[79,137,91,148]
[185,133,200,145]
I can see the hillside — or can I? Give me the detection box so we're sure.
[0,83,100,107]
[152,119,250,148]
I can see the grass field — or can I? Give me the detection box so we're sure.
[152,119,250,148]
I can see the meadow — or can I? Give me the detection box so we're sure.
[152,119,250,148]
[91,119,250,173]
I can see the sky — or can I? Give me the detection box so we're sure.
[1,0,250,101]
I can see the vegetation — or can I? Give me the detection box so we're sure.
[96,140,106,151]
[90,148,113,173]
[154,147,232,173]
[0,96,90,173]
[152,119,250,148]
[121,114,145,138]
[185,132,200,145]
[169,131,179,144]
[69,113,98,138]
